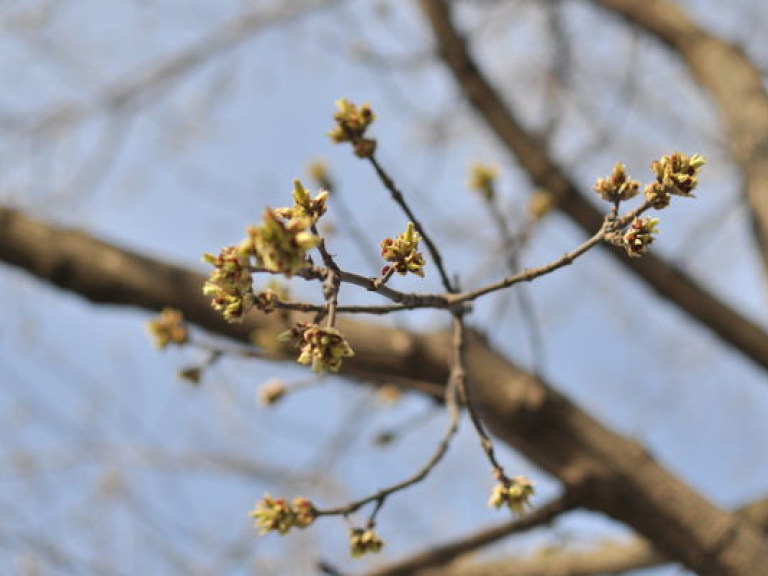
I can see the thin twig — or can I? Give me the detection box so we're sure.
[447,200,652,306]
[454,201,652,476]
[288,265,452,309]
[311,169,384,271]
[312,224,342,327]
[274,300,415,315]
[247,201,643,325]
[313,314,465,520]
[368,153,456,293]
[371,265,396,289]
[2,0,340,137]
[481,194,546,375]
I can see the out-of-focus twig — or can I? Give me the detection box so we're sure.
[0,0,339,137]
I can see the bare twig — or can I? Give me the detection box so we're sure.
[451,219,609,305]
[313,314,465,520]
[312,224,343,327]
[368,153,456,293]
[447,200,650,306]
[246,200,638,324]
[275,299,415,316]
[1,0,341,137]
[419,0,768,374]
[4,205,768,573]
[292,265,451,309]
[480,193,546,375]
[308,165,384,271]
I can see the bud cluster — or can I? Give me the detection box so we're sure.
[146,308,189,349]
[645,152,706,209]
[592,162,640,202]
[279,322,355,374]
[327,99,377,157]
[243,209,320,277]
[250,494,315,535]
[274,180,328,229]
[253,289,280,313]
[348,527,385,557]
[202,245,254,322]
[591,153,706,259]
[488,476,535,516]
[467,162,498,200]
[253,280,290,315]
[380,222,426,277]
[528,189,557,220]
[623,217,660,258]
[202,181,328,322]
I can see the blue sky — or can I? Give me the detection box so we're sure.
[0,1,766,574]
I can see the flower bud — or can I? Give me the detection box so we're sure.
[488,476,535,516]
[349,527,385,557]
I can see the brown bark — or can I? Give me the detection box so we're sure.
[3,206,768,574]
[418,0,768,376]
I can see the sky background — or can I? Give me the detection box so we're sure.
[1,1,767,574]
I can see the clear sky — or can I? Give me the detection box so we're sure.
[0,1,766,574]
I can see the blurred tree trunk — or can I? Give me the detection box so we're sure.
[2,205,768,574]
[593,0,768,286]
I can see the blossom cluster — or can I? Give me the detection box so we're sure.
[146,308,189,349]
[592,162,640,202]
[645,152,706,209]
[243,209,320,277]
[488,476,535,516]
[250,494,315,535]
[202,180,327,322]
[348,527,385,557]
[380,221,426,277]
[591,152,705,259]
[327,99,377,157]
[273,179,328,229]
[280,322,355,374]
[202,245,254,322]
[327,99,376,142]
[623,217,660,258]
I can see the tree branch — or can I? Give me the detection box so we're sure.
[430,497,768,576]
[366,494,577,576]
[3,205,768,574]
[0,0,339,137]
[418,0,768,375]
[592,0,768,280]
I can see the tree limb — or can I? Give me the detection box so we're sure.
[428,498,768,576]
[418,0,768,375]
[592,0,768,281]
[366,494,577,576]
[0,0,339,137]
[2,205,768,573]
